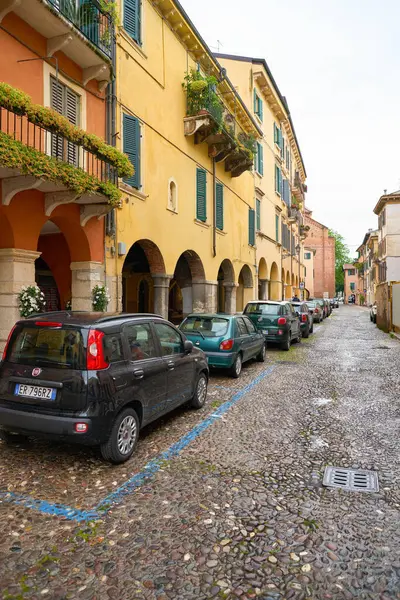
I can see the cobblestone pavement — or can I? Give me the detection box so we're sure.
[1,305,400,600]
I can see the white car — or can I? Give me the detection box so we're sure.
[370,304,377,323]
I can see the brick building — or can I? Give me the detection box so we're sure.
[304,209,335,297]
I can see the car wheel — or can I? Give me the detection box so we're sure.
[191,372,208,409]
[100,407,139,464]
[0,430,29,444]
[310,324,314,334]
[303,325,310,339]
[281,334,291,351]
[294,330,302,343]
[256,343,266,362]
[230,353,242,378]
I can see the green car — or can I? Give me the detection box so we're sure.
[243,301,302,351]
[179,313,266,378]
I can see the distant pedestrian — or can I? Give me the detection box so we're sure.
[292,295,300,302]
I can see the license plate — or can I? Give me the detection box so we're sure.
[15,383,56,401]
[262,329,269,335]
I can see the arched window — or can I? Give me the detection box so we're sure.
[168,178,178,212]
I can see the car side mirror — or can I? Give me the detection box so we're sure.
[184,340,193,354]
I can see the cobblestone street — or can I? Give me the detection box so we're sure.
[1,305,400,599]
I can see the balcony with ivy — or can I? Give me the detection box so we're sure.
[0,0,116,87]
[183,70,257,178]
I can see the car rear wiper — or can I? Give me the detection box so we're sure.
[191,330,205,339]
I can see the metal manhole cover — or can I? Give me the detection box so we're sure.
[323,467,379,493]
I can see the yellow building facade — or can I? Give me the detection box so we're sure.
[216,55,308,301]
[106,0,264,321]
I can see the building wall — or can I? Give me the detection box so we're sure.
[304,213,335,297]
[343,265,360,303]
[304,249,315,298]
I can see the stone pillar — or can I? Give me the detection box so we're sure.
[152,274,171,319]
[70,261,104,312]
[223,282,238,314]
[192,280,218,313]
[0,248,41,350]
[259,279,269,301]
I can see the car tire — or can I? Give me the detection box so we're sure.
[294,330,302,343]
[281,334,291,351]
[303,325,310,339]
[230,353,242,378]
[256,343,266,362]
[100,407,139,464]
[191,372,208,409]
[0,430,29,444]
[310,324,314,334]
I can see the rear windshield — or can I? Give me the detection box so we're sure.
[7,326,85,369]
[244,303,281,315]
[180,316,229,337]
[306,302,316,307]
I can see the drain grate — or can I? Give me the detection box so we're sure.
[323,467,379,493]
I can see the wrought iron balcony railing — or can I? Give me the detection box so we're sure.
[48,0,113,59]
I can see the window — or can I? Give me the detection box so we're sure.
[216,182,224,230]
[168,179,177,212]
[286,147,291,170]
[282,179,290,205]
[275,165,282,195]
[304,252,311,260]
[347,269,356,276]
[243,317,256,334]
[244,303,281,316]
[124,0,141,44]
[350,283,355,291]
[255,142,264,175]
[196,168,207,222]
[181,316,229,337]
[154,323,183,356]
[275,214,279,242]
[123,113,141,189]
[236,318,248,337]
[124,323,157,361]
[281,136,285,159]
[274,123,282,148]
[248,208,255,246]
[256,198,261,231]
[103,335,124,363]
[50,77,80,166]
[253,89,263,121]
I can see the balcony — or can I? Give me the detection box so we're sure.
[292,171,307,203]
[0,84,133,224]
[0,0,113,85]
[183,71,256,178]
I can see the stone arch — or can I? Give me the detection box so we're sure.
[132,239,166,274]
[269,261,280,301]
[217,259,236,313]
[237,264,254,312]
[169,250,207,322]
[285,271,291,299]
[122,239,166,313]
[258,258,268,280]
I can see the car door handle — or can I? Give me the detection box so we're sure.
[167,362,175,371]
[133,369,144,379]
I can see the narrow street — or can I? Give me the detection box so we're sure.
[1,305,400,600]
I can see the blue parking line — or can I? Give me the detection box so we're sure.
[0,365,276,522]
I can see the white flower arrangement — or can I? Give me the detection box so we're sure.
[92,284,110,312]
[18,285,46,318]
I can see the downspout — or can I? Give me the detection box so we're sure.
[212,157,216,258]
[290,223,293,298]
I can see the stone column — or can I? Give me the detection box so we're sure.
[223,282,238,314]
[192,280,218,314]
[0,248,41,350]
[70,261,104,312]
[152,274,171,319]
[259,279,269,301]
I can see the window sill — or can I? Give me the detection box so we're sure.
[120,28,147,60]
[120,182,147,201]
[255,113,263,125]
[216,228,226,236]
[194,219,210,229]
[167,207,178,214]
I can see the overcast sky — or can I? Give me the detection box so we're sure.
[181,0,400,256]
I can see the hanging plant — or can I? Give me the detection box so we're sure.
[182,69,222,126]
[92,284,110,312]
[18,285,46,318]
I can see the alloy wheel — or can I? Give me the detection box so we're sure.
[117,415,137,455]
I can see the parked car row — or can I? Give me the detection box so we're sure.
[0,298,338,464]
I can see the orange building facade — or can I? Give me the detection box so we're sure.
[0,1,122,349]
[303,209,335,298]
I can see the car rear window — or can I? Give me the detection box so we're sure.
[244,303,281,315]
[306,302,316,308]
[180,316,229,337]
[7,326,85,369]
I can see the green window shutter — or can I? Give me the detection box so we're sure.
[123,113,141,188]
[258,143,264,175]
[196,168,207,222]
[275,214,279,241]
[248,208,255,246]
[259,97,263,122]
[281,137,285,159]
[256,199,261,231]
[275,165,280,193]
[253,89,257,114]
[124,0,141,44]
[216,182,224,230]
[273,123,277,144]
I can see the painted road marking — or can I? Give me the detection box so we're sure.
[0,365,276,522]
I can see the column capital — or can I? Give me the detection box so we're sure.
[223,282,239,289]
[0,248,41,263]
[192,279,218,287]
[152,274,172,288]
[70,261,103,272]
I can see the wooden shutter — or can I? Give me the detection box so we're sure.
[123,113,141,188]
[124,0,141,44]
[253,89,257,114]
[215,183,224,230]
[248,208,255,246]
[275,214,279,241]
[65,87,79,167]
[259,97,263,121]
[50,78,64,161]
[258,143,264,175]
[256,198,261,231]
[196,168,207,222]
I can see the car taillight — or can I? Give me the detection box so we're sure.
[314,308,319,313]
[35,321,62,328]
[301,314,307,323]
[220,339,234,351]
[277,317,287,325]
[2,325,16,361]
[87,329,109,370]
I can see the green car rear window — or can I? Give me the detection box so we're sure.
[244,304,281,315]
[7,326,85,369]
[181,316,229,337]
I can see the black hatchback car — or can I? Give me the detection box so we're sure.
[0,312,209,463]
[291,302,314,338]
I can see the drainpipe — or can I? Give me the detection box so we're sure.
[212,157,216,258]
[290,223,293,298]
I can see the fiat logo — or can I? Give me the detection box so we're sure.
[32,368,42,377]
